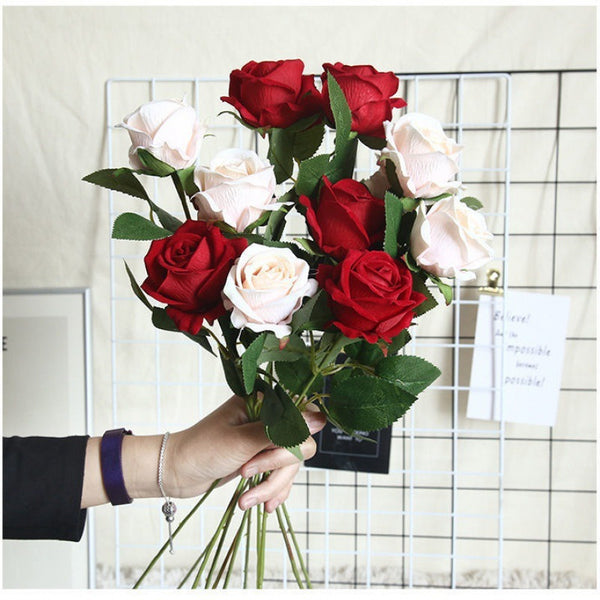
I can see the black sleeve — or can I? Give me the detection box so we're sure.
[3,435,89,541]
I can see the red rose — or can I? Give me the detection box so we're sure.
[316,250,426,343]
[221,59,322,130]
[321,62,407,138]
[299,176,385,260]
[141,220,247,335]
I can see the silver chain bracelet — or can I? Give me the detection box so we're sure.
[158,431,177,554]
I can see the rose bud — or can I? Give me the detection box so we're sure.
[299,176,385,260]
[221,59,322,130]
[321,62,406,138]
[222,244,318,338]
[410,196,494,281]
[119,98,205,171]
[380,112,462,199]
[141,221,247,335]
[192,148,277,232]
[317,250,426,344]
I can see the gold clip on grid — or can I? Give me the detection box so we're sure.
[478,268,503,296]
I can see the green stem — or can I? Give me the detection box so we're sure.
[177,546,210,589]
[133,479,221,589]
[205,327,229,357]
[282,502,312,588]
[171,172,192,220]
[243,504,253,589]
[255,496,263,589]
[191,478,247,589]
[294,370,321,409]
[204,481,244,589]
[216,508,250,589]
[257,505,268,588]
[275,506,304,588]
[255,366,277,383]
[319,336,346,370]
[309,331,316,369]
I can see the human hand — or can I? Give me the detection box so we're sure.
[163,395,325,512]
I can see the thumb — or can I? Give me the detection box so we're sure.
[235,420,272,458]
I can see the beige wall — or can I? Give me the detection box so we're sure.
[3,2,595,417]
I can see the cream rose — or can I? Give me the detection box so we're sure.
[192,149,277,232]
[222,244,318,338]
[410,196,493,281]
[120,98,205,170]
[380,112,463,199]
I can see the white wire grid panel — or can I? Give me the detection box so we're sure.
[101,72,511,589]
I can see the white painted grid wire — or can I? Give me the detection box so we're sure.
[97,71,595,589]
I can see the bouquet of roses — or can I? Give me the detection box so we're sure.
[84,59,493,589]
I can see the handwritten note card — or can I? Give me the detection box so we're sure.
[467,291,570,427]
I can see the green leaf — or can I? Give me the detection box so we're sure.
[151,306,215,355]
[293,122,325,161]
[220,352,246,397]
[243,209,273,234]
[218,110,263,133]
[358,134,387,150]
[397,210,417,256]
[327,71,352,152]
[285,444,304,461]
[240,235,313,264]
[285,113,322,133]
[460,196,484,210]
[146,199,183,233]
[264,191,295,241]
[258,333,307,363]
[177,165,199,197]
[123,260,152,311]
[293,237,327,257]
[375,355,441,395]
[259,382,310,448]
[295,153,330,198]
[218,315,240,357]
[405,251,420,273]
[293,74,358,197]
[387,329,412,356]
[82,167,150,201]
[112,212,171,241]
[183,330,215,356]
[384,190,403,258]
[429,274,454,305]
[241,333,266,394]
[427,192,453,202]
[410,272,438,317]
[291,289,332,333]
[383,157,404,196]
[239,328,260,349]
[268,128,295,184]
[136,149,176,177]
[318,332,360,368]
[344,340,385,366]
[324,135,358,184]
[276,357,323,399]
[413,271,438,317]
[151,307,179,331]
[328,373,417,431]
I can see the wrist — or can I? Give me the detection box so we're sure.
[121,433,163,499]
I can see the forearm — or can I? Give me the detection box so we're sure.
[81,434,164,509]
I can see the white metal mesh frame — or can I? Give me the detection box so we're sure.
[102,72,511,589]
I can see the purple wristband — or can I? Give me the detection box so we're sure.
[100,428,133,506]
